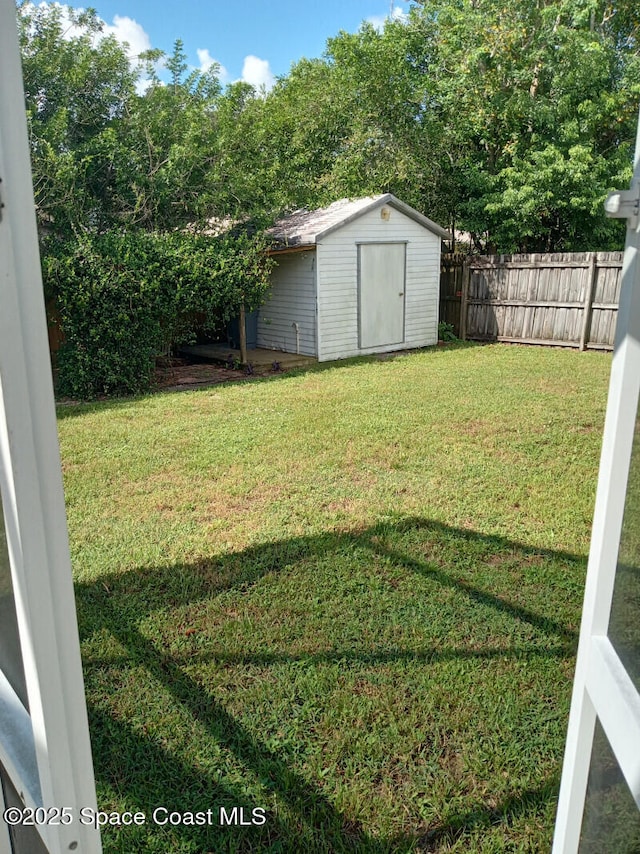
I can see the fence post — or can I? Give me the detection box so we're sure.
[459,259,470,341]
[579,253,598,351]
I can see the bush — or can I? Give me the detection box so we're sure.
[438,321,458,342]
[43,229,272,398]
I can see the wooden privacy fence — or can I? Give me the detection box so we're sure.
[440,251,624,350]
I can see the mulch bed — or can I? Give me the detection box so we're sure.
[153,358,278,391]
[154,361,245,390]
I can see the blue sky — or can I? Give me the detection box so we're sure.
[48,0,413,90]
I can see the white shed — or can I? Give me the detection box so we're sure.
[258,194,449,362]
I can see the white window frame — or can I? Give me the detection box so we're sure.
[0,3,101,852]
[553,114,640,851]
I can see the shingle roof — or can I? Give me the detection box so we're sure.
[266,194,449,249]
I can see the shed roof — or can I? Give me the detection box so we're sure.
[266,194,449,250]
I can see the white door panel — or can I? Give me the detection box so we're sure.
[359,243,406,349]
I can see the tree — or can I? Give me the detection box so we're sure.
[18,5,270,397]
[239,0,639,251]
[207,80,282,219]
[409,0,640,249]
[18,2,137,233]
[18,6,225,233]
[108,40,223,229]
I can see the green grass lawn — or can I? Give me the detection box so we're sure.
[58,343,611,853]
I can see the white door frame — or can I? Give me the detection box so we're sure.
[553,113,640,851]
[0,3,101,852]
[357,241,407,349]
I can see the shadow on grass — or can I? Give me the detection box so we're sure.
[407,777,562,852]
[76,517,580,852]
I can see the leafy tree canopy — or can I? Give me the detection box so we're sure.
[19,0,640,250]
[240,0,639,250]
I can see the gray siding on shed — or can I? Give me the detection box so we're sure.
[316,205,440,362]
[257,252,316,355]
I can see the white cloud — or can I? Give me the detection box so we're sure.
[366,2,409,32]
[241,55,275,92]
[197,48,229,83]
[34,3,151,59]
[102,14,151,60]
[95,12,154,93]
[134,77,154,95]
[197,48,215,72]
[32,3,154,91]
[31,4,275,95]
[194,50,273,94]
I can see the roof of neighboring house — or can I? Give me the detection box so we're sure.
[266,194,450,251]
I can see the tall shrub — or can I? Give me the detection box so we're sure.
[42,230,272,399]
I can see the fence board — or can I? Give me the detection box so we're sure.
[440,251,623,350]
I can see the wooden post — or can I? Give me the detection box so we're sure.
[579,253,598,351]
[239,301,247,366]
[459,259,470,341]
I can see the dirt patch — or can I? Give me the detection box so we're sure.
[437,745,466,781]
[574,423,596,434]
[154,359,268,391]
[485,551,544,568]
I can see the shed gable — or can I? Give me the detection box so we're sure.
[267,194,449,250]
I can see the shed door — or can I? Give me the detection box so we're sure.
[358,242,406,349]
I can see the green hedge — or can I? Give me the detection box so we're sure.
[42,229,272,399]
